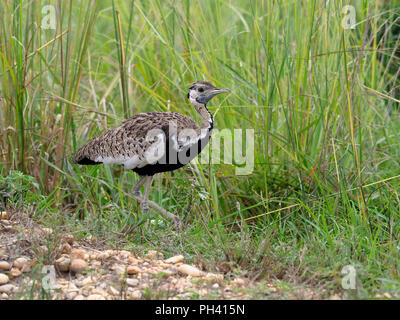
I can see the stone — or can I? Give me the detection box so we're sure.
[178,264,203,277]
[0,261,10,271]
[130,290,142,299]
[70,249,88,261]
[160,283,174,291]
[232,278,245,286]
[0,284,15,294]
[126,278,139,287]
[167,267,179,275]
[55,256,71,272]
[67,283,79,291]
[147,250,163,260]
[112,265,126,275]
[127,266,141,275]
[0,247,7,258]
[9,268,22,279]
[0,274,9,285]
[91,288,107,296]
[63,234,75,245]
[91,260,101,268]
[118,250,131,259]
[165,255,184,264]
[21,263,32,273]
[13,257,29,269]
[42,227,53,235]
[127,257,139,265]
[61,243,71,254]
[205,272,224,282]
[70,259,88,273]
[96,252,109,260]
[39,245,49,255]
[65,291,78,300]
[81,288,90,297]
[74,295,85,300]
[1,293,8,299]
[108,286,119,296]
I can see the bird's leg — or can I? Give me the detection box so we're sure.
[140,175,153,214]
[128,175,148,225]
[131,177,182,230]
[131,176,147,196]
[144,199,182,230]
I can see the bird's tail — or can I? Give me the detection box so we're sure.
[72,145,101,165]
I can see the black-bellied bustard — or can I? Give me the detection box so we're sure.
[73,81,230,229]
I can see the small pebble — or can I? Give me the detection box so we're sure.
[147,250,163,260]
[63,234,75,245]
[38,245,49,255]
[81,277,93,286]
[70,259,88,273]
[118,250,131,259]
[42,227,53,235]
[0,284,15,294]
[130,290,142,299]
[165,255,184,264]
[13,257,29,269]
[127,266,141,275]
[126,278,139,287]
[97,252,109,260]
[127,257,139,265]
[55,256,71,272]
[70,249,88,261]
[232,278,245,286]
[0,261,10,271]
[160,283,174,291]
[65,291,78,300]
[0,274,9,285]
[178,264,203,277]
[21,263,31,273]
[108,286,119,296]
[0,247,7,258]
[61,243,71,254]
[112,265,126,275]
[205,273,224,282]
[10,268,22,279]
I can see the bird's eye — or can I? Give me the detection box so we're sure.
[198,87,204,92]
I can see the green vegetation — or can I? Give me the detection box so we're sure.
[1,0,399,298]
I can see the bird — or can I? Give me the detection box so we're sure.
[73,81,230,229]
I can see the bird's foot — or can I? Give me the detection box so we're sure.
[141,202,149,214]
[133,191,141,198]
[173,216,182,231]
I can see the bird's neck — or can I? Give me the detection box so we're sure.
[190,98,213,131]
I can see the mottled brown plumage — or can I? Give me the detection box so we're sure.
[73,81,230,229]
[73,111,202,168]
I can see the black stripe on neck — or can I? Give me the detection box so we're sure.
[204,103,214,131]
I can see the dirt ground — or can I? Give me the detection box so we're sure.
[0,209,335,300]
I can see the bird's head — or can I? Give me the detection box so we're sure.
[188,81,230,105]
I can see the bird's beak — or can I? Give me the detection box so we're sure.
[196,87,231,104]
[208,88,231,98]
[214,88,231,94]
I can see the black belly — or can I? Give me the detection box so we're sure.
[132,133,211,176]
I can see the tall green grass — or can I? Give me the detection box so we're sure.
[1,0,399,297]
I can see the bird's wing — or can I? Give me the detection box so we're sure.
[73,111,204,169]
